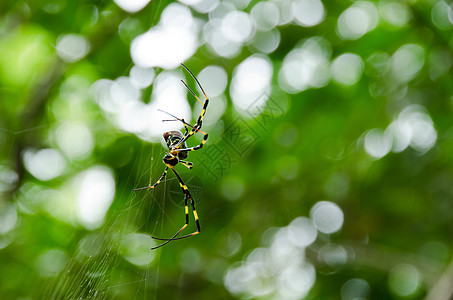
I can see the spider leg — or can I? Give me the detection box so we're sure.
[150,167,200,249]
[133,167,168,191]
[182,119,189,135]
[160,109,208,152]
[173,128,208,153]
[179,160,193,169]
[177,94,209,147]
[160,111,189,135]
[175,63,210,148]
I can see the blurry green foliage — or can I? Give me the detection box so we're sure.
[1,0,453,299]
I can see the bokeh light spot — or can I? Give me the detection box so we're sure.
[0,204,18,234]
[342,278,370,300]
[310,201,344,234]
[23,148,67,181]
[429,48,452,80]
[384,104,437,154]
[319,243,348,267]
[191,0,219,13]
[131,4,197,69]
[364,128,392,159]
[287,217,318,248]
[431,1,453,30]
[292,0,325,27]
[0,166,19,193]
[230,54,273,114]
[224,216,317,299]
[221,176,245,201]
[278,263,316,299]
[250,29,281,54]
[56,34,90,63]
[389,44,425,82]
[219,232,242,257]
[251,2,280,31]
[221,10,254,43]
[197,65,228,97]
[337,1,379,40]
[331,53,364,86]
[55,122,94,160]
[180,248,202,273]
[379,1,411,27]
[389,264,422,297]
[278,37,331,93]
[113,0,151,13]
[131,26,197,69]
[121,233,155,266]
[76,166,115,230]
[129,65,155,88]
[34,249,68,277]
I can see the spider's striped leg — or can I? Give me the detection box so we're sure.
[174,128,208,153]
[151,167,200,249]
[133,167,168,191]
[176,99,209,149]
[181,119,189,135]
[176,65,209,148]
[179,160,193,169]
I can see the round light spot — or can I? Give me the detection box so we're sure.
[250,29,281,54]
[319,244,348,267]
[76,166,115,229]
[230,54,273,114]
[389,264,421,297]
[331,53,364,86]
[34,249,68,277]
[131,25,197,69]
[23,148,67,181]
[197,65,228,97]
[342,278,370,300]
[389,44,425,82]
[364,128,392,159]
[178,0,202,5]
[221,176,245,201]
[337,1,379,40]
[431,1,453,30]
[287,217,318,248]
[56,34,90,63]
[113,0,151,13]
[219,232,242,257]
[55,122,94,159]
[203,19,241,58]
[292,0,325,27]
[278,264,316,298]
[310,201,344,234]
[0,166,19,193]
[129,65,155,88]
[251,2,280,31]
[379,1,411,27]
[278,37,331,93]
[0,204,18,234]
[180,248,202,273]
[191,0,219,13]
[221,10,254,43]
[121,233,155,266]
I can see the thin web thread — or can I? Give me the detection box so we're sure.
[43,143,167,299]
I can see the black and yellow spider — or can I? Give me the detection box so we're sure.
[133,64,209,250]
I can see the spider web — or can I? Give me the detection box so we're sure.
[42,142,196,299]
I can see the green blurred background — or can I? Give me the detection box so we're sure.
[1,0,453,299]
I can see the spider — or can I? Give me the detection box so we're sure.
[133,63,209,250]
